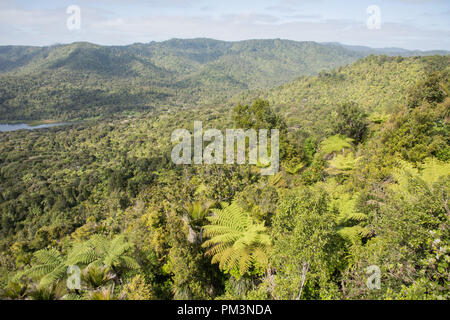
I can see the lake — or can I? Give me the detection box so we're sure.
[0,123,69,132]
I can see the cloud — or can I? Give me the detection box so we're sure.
[0,0,448,50]
[266,0,324,14]
[0,8,61,26]
[76,0,196,8]
[81,14,449,50]
[284,14,323,20]
[220,13,281,24]
[392,0,445,3]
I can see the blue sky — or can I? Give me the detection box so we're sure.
[0,0,449,50]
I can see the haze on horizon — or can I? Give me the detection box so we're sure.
[0,0,449,51]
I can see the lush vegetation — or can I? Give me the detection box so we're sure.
[0,39,445,122]
[0,45,448,300]
[0,39,368,122]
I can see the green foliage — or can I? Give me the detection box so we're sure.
[326,153,359,176]
[233,99,285,131]
[320,135,354,155]
[1,281,28,300]
[164,212,222,300]
[407,72,447,108]
[343,159,449,299]
[81,266,115,289]
[88,284,120,300]
[382,96,449,163]
[234,182,279,224]
[271,187,341,300]
[184,201,211,229]
[332,102,368,143]
[202,201,271,277]
[121,275,153,300]
[16,248,67,288]
[0,51,448,301]
[283,158,306,175]
[332,193,370,244]
[0,40,370,122]
[251,55,449,136]
[68,235,140,273]
[28,282,66,300]
[12,234,139,296]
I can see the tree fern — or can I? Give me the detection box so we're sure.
[268,172,284,187]
[391,158,450,195]
[88,284,120,300]
[16,249,67,288]
[28,282,65,300]
[68,235,140,273]
[81,265,115,289]
[320,135,354,155]
[184,201,212,228]
[284,157,305,175]
[183,201,213,243]
[326,152,359,176]
[333,193,370,244]
[202,201,271,276]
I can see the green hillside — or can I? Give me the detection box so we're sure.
[2,39,446,123]
[0,39,372,121]
[238,55,450,136]
[5,38,423,122]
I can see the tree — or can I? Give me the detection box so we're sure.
[81,265,115,289]
[67,235,140,276]
[326,153,359,176]
[165,212,221,300]
[407,72,446,108]
[332,193,370,245]
[271,187,341,300]
[233,99,286,131]
[15,235,140,290]
[332,102,368,143]
[320,135,354,156]
[343,159,449,299]
[88,284,121,300]
[202,201,272,277]
[121,275,153,300]
[16,249,67,288]
[183,201,212,243]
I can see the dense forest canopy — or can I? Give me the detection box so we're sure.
[0,39,448,300]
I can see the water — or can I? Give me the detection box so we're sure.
[0,123,68,132]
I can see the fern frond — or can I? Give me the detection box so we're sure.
[320,135,354,155]
[202,201,271,276]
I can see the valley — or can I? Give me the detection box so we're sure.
[0,39,448,301]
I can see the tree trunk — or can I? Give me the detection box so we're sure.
[296,262,309,300]
[266,267,275,298]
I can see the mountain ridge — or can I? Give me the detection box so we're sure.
[0,38,448,121]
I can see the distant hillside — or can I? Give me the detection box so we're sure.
[0,38,448,122]
[322,42,449,57]
[0,39,364,121]
[239,55,449,136]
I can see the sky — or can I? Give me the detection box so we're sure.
[0,0,449,50]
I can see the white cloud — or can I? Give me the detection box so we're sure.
[0,0,448,50]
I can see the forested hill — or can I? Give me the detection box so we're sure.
[238,54,450,137]
[323,42,449,57]
[0,38,447,122]
[0,39,363,121]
